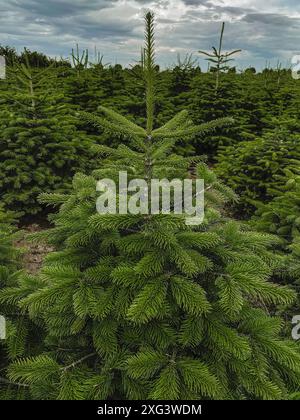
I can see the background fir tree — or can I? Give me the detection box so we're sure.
[2,38,300,167]
[189,72,258,158]
[252,173,300,286]
[0,54,97,217]
[216,121,300,217]
[1,12,300,401]
[63,44,104,116]
[198,22,241,93]
[253,175,300,243]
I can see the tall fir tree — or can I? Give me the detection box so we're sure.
[1,13,300,401]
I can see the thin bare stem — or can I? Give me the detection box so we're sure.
[0,376,30,388]
[61,352,97,372]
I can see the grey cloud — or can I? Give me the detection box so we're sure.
[242,13,300,27]
[0,0,299,69]
[9,0,116,17]
[181,0,212,5]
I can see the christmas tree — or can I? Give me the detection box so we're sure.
[0,54,96,217]
[216,121,300,216]
[2,12,300,400]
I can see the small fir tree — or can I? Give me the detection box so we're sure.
[199,22,241,93]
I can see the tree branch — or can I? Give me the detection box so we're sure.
[62,352,97,372]
[0,376,30,388]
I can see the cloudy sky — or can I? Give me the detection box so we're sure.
[1,0,300,69]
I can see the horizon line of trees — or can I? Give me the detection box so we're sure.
[0,44,296,75]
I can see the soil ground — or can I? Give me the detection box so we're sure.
[15,224,53,274]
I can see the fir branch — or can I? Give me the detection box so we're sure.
[0,376,30,388]
[79,111,143,139]
[62,353,97,372]
[152,117,234,139]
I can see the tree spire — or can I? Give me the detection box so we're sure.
[144,11,156,135]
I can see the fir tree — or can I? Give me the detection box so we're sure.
[198,22,241,93]
[64,44,102,115]
[71,44,89,79]
[253,174,300,243]
[0,54,96,216]
[1,12,300,401]
[216,122,300,216]
[189,72,258,158]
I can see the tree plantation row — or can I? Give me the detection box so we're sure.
[1,14,300,400]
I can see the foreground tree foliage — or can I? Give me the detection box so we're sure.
[0,208,44,399]
[0,13,299,401]
[253,173,300,279]
[251,176,300,361]
[0,209,21,398]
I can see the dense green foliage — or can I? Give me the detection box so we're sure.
[1,52,300,218]
[251,173,300,355]
[0,57,97,216]
[0,13,300,401]
[216,123,300,216]
[3,173,300,400]
[0,209,43,399]
[0,13,299,401]
[1,40,300,218]
[254,175,300,243]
